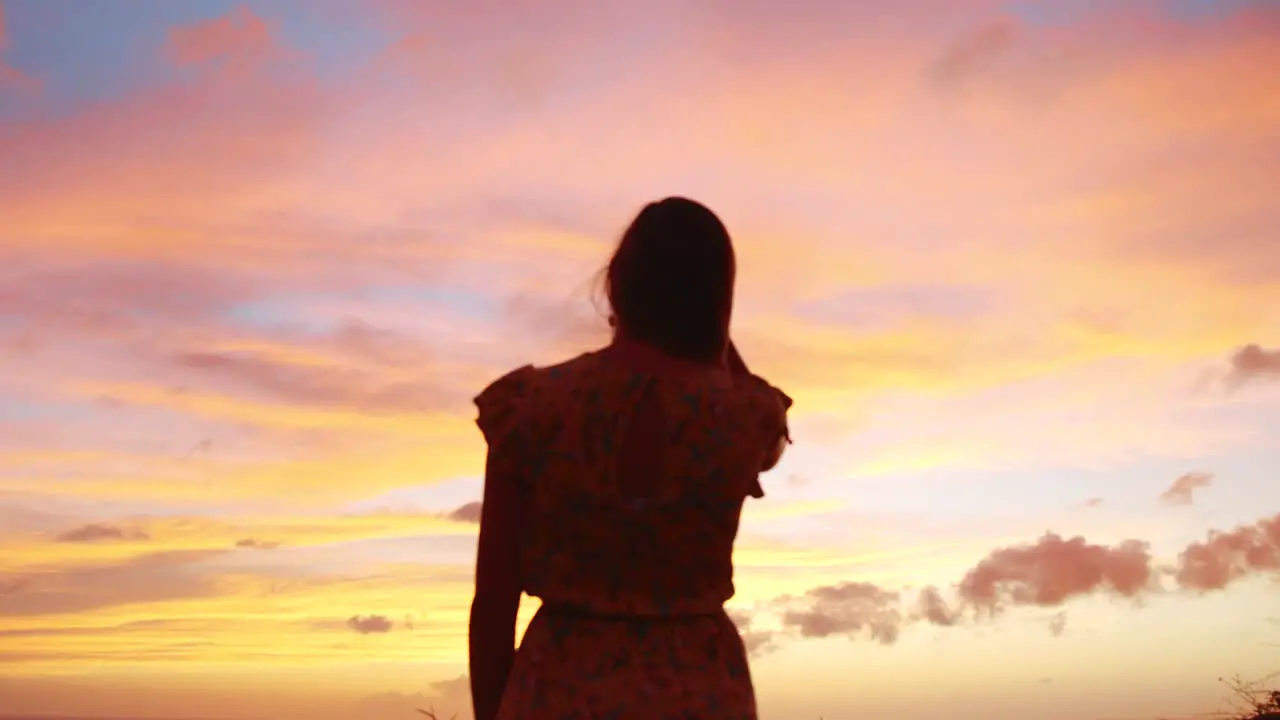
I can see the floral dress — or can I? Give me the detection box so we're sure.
[473,339,791,720]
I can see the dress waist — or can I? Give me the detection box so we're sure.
[538,601,725,622]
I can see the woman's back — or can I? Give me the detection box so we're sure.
[472,338,790,719]
[477,339,789,616]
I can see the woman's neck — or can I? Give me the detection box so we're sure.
[607,333,728,375]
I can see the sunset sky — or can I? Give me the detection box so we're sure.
[1,0,1278,718]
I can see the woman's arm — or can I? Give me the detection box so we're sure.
[468,449,524,720]
[727,340,791,472]
[761,432,788,472]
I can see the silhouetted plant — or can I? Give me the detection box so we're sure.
[1219,673,1280,720]
[415,704,457,720]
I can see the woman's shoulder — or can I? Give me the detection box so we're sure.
[735,371,793,414]
[475,350,601,396]
[474,365,537,446]
[473,352,604,439]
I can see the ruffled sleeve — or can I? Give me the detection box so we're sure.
[744,374,793,499]
[762,378,793,442]
[474,364,538,450]
[747,373,792,442]
[470,365,538,720]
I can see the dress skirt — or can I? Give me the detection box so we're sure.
[495,604,759,720]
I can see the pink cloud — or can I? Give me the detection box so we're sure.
[1160,472,1214,506]
[1046,611,1067,637]
[171,347,463,416]
[1175,513,1280,592]
[726,607,777,658]
[151,317,501,418]
[915,585,959,627]
[55,523,149,543]
[163,5,276,68]
[0,59,36,93]
[0,14,326,260]
[234,537,282,550]
[956,533,1154,613]
[1227,344,1280,387]
[446,501,482,524]
[757,505,1279,653]
[1,9,1279,665]
[0,550,228,617]
[775,581,903,645]
[0,258,263,384]
[2,0,1275,306]
[345,614,393,634]
[929,20,1017,89]
[0,252,495,431]
[0,0,38,93]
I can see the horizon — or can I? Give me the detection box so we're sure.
[1,0,1278,719]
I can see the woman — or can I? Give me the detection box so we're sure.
[468,196,792,720]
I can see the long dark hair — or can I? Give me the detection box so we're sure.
[605,197,736,364]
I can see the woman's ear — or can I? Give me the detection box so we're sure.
[608,314,617,328]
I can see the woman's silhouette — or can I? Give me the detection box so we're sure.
[468,197,792,720]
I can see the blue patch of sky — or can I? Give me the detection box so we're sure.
[359,285,502,318]
[2,0,240,116]
[224,286,501,333]
[0,0,389,120]
[1165,0,1278,19]
[1003,0,1270,25]
[0,398,97,424]
[223,296,333,334]
[1002,0,1106,26]
[264,2,391,82]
